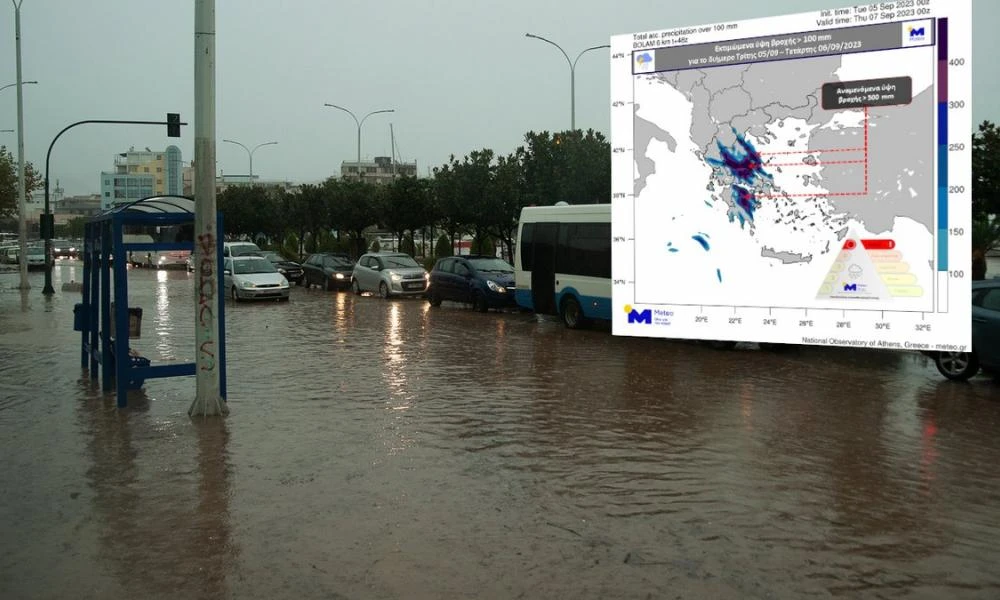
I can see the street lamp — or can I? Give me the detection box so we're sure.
[11,1,33,292]
[0,80,37,93]
[525,33,609,131]
[222,139,277,185]
[322,103,394,174]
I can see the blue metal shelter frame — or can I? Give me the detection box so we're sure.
[78,195,227,408]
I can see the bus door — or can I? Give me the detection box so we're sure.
[530,222,558,315]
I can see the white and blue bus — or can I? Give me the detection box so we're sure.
[514,203,612,329]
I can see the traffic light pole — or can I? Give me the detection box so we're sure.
[41,116,187,295]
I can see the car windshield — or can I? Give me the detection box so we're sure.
[233,257,276,274]
[383,255,420,268]
[327,256,353,267]
[260,251,286,262]
[468,258,514,273]
[230,245,261,257]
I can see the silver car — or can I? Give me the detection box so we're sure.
[351,252,429,298]
[223,256,290,301]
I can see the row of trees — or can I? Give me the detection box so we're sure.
[972,120,1000,280]
[216,128,611,262]
[2,121,998,277]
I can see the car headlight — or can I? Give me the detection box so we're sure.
[486,279,507,293]
[334,273,345,279]
[390,273,402,282]
[278,268,287,274]
[280,279,289,287]
[242,281,256,288]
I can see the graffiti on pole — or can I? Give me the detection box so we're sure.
[196,229,216,371]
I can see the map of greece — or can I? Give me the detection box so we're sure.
[631,43,935,312]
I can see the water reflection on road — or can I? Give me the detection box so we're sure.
[0,263,998,599]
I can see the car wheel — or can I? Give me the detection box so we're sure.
[298,276,307,287]
[934,351,979,381]
[428,290,442,307]
[560,296,585,329]
[324,277,333,292]
[230,286,240,302]
[379,281,390,299]
[473,292,489,313]
[352,278,362,295]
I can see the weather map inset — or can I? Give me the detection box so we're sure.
[610,0,972,350]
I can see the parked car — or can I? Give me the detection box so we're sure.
[222,241,263,258]
[932,278,1000,381]
[259,250,304,285]
[24,243,48,270]
[301,252,355,290]
[427,254,517,311]
[222,255,290,302]
[351,251,428,298]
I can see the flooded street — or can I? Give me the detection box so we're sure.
[2,262,999,599]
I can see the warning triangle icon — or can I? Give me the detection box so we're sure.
[816,229,891,302]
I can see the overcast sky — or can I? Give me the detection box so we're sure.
[2,0,996,196]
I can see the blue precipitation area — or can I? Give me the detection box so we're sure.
[705,127,773,229]
[667,233,723,283]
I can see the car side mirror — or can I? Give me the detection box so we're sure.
[223,269,231,275]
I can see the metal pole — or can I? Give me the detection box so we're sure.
[13,0,28,291]
[323,104,392,179]
[571,44,609,132]
[525,34,608,132]
[249,142,276,185]
[190,0,227,417]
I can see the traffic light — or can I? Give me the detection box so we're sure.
[39,213,54,239]
[167,113,181,137]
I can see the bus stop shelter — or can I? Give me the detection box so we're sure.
[75,195,227,408]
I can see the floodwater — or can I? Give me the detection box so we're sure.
[1,262,999,600]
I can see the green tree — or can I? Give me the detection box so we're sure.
[518,129,610,207]
[435,233,451,258]
[382,175,430,250]
[972,120,1000,279]
[335,179,379,257]
[0,145,43,219]
[59,216,87,239]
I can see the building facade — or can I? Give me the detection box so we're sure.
[340,156,417,184]
[100,145,183,209]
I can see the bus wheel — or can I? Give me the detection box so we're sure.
[561,296,585,329]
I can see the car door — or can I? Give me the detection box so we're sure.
[355,256,374,291]
[973,287,1000,369]
[433,258,454,300]
[222,258,233,290]
[302,255,319,286]
[453,260,475,303]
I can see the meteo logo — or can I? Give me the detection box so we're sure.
[624,304,652,324]
[908,26,925,38]
[843,283,858,292]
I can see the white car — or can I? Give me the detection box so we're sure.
[223,255,290,301]
[25,244,47,270]
[351,251,429,298]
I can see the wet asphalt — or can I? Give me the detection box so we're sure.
[1,261,998,599]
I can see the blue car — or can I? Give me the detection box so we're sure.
[427,254,517,312]
[933,278,1000,381]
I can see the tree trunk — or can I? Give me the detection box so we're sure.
[972,248,987,280]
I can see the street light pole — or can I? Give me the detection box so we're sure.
[222,139,277,185]
[525,33,609,131]
[323,104,394,176]
[12,0,30,291]
[0,80,37,93]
